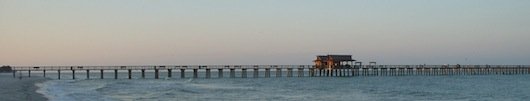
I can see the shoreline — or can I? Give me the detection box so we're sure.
[0,73,49,101]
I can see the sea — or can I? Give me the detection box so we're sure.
[28,71,530,101]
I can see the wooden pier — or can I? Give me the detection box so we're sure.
[10,65,530,79]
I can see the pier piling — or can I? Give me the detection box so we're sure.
[287,68,293,77]
[298,68,304,77]
[193,69,198,78]
[86,70,90,79]
[72,70,75,79]
[43,70,46,77]
[218,69,223,78]
[100,70,104,79]
[206,69,211,78]
[265,68,270,77]
[168,69,172,78]
[242,69,247,78]
[141,69,145,78]
[253,68,258,78]
[58,70,61,79]
[114,69,118,79]
[276,68,282,77]
[230,69,235,78]
[181,69,185,78]
[155,69,159,79]
[309,68,314,77]
[128,69,132,79]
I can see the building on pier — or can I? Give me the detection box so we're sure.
[314,55,356,69]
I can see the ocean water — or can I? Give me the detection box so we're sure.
[32,72,530,101]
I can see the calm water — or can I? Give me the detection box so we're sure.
[32,72,530,101]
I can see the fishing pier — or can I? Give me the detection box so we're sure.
[11,65,530,79]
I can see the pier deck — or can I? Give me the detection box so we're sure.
[10,65,530,79]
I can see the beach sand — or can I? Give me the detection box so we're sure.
[0,73,48,101]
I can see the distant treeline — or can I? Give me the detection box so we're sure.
[0,65,12,72]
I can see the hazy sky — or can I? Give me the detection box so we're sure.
[1,0,530,65]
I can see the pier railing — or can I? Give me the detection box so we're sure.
[9,65,530,79]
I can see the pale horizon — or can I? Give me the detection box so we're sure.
[1,0,530,66]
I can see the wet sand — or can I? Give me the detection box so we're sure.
[0,73,48,101]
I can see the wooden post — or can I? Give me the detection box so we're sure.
[265,68,270,78]
[309,68,314,77]
[242,69,247,78]
[72,70,75,79]
[86,70,90,79]
[128,69,132,79]
[58,70,61,79]
[326,69,330,77]
[298,68,304,77]
[218,69,223,78]
[155,69,159,79]
[141,69,145,78]
[253,68,258,78]
[181,69,186,78]
[287,68,293,77]
[193,69,198,78]
[43,70,46,77]
[340,68,343,77]
[168,69,172,78]
[331,69,334,76]
[230,69,235,78]
[114,69,118,79]
[100,70,104,79]
[319,69,322,76]
[206,69,211,78]
[28,70,31,77]
[276,68,282,77]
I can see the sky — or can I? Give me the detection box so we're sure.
[1,0,530,66]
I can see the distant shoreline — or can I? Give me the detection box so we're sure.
[0,73,48,101]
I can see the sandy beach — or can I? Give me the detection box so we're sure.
[0,73,48,101]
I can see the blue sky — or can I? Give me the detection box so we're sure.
[1,0,529,65]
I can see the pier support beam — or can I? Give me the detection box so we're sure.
[276,68,282,77]
[287,68,293,77]
[193,69,198,78]
[168,69,172,78]
[114,69,118,79]
[218,69,223,78]
[86,70,90,79]
[28,70,31,78]
[206,69,211,78]
[338,69,341,77]
[265,68,270,78]
[253,68,258,78]
[43,70,46,77]
[128,69,132,79]
[242,69,247,78]
[58,70,61,79]
[72,70,75,79]
[141,69,145,79]
[100,70,104,79]
[309,68,315,77]
[319,69,323,76]
[230,69,235,78]
[298,68,304,77]
[181,69,185,78]
[155,69,159,79]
